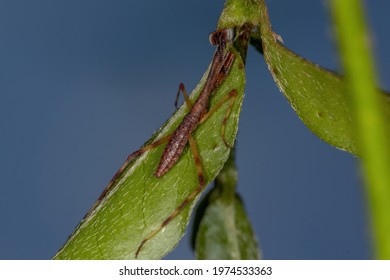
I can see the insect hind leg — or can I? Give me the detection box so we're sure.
[135,134,205,258]
[96,133,173,203]
[199,89,238,148]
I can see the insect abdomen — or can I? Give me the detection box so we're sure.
[154,112,201,178]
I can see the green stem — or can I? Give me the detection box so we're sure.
[331,0,390,259]
[214,149,238,204]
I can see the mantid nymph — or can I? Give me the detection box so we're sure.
[97,28,239,258]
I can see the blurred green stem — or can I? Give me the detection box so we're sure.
[214,149,238,203]
[331,0,390,259]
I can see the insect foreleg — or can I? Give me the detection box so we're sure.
[175,83,193,110]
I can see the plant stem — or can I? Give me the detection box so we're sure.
[331,0,390,259]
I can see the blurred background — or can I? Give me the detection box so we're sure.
[1,0,389,259]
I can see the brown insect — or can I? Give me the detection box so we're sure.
[97,28,238,258]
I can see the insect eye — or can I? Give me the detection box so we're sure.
[209,28,235,46]
[224,28,234,42]
[209,32,217,46]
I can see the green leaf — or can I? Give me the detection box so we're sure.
[195,193,261,260]
[254,0,390,155]
[53,47,246,260]
[193,152,261,260]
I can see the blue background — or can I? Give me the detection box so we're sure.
[1,0,389,259]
